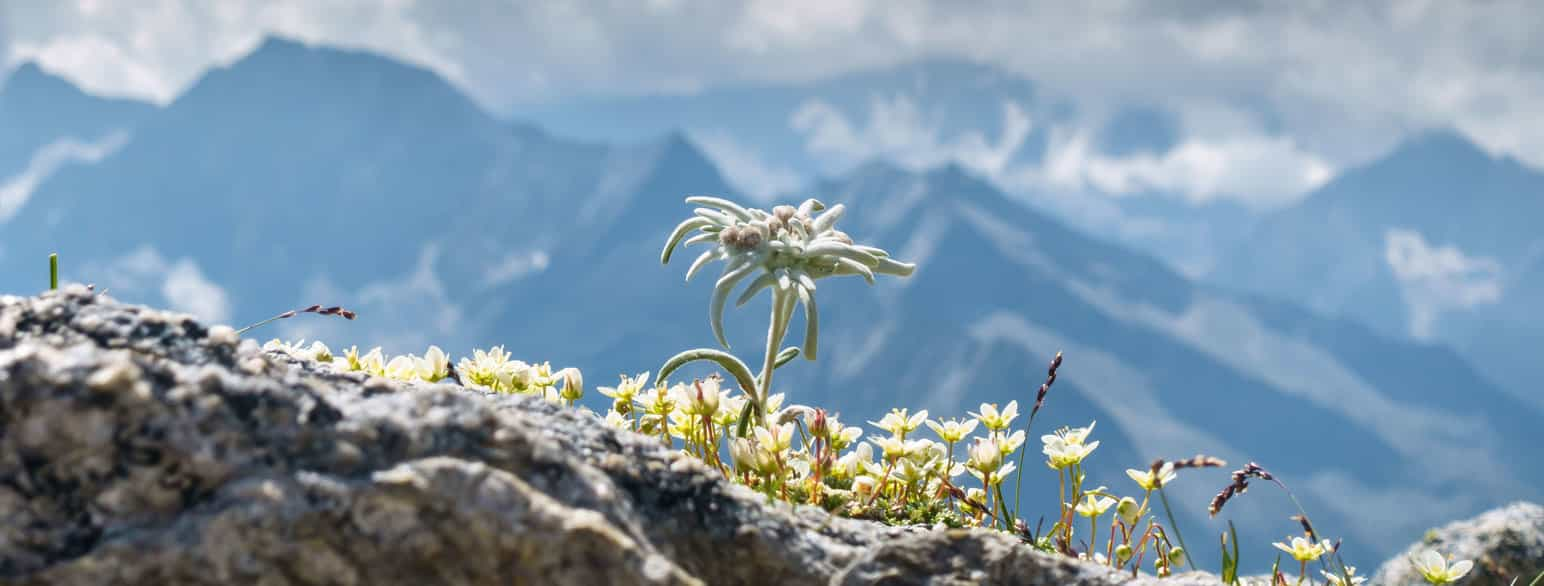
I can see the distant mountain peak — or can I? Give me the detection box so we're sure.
[2,61,79,97]
[249,34,312,56]
[1390,129,1495,163]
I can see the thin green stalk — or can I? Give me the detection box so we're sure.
[1528,568,1543,586]
[1011,410,1039,519]
[49,253,59,290]
[1156,486,1191,569]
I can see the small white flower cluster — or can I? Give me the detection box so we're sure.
[262,339,582,405]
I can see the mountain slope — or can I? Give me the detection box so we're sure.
[1212,131,1544,409]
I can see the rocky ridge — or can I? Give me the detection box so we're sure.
[0,287,1537,585]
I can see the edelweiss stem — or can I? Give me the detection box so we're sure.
[754,288,792,427]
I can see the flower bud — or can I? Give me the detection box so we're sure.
[1115,544,1133,564]
[560,367,584,402]
[853,475,878,498]
[1117,496,1140,526]
[1167,547,1186,567]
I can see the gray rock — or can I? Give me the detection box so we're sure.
[0,288,1158,585]
[3,288,1538,585]
[1373,502,1544,586]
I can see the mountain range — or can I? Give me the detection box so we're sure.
[2,36,1539,569]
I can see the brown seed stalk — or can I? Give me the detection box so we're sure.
[236,303,358,336]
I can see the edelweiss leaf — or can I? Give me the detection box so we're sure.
[685,195,754,222]
[685,249,718,282]
[662,216,712,264]
[796,283,818,360]
[710,262,759,348]
[832,257,876,284]
[804,241,880,266]
[874,256,916,277]
[736,272,778,307]
[810,203,846,234]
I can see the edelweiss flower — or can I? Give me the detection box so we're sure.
[661,196,915,359]
[1126,462,1177,491]
[969,401,1018,432]
[1273,536,1333,562]
[1410,550,1473,585]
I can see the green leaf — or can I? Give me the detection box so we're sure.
[657,348,759,406]
[773,347,800,369]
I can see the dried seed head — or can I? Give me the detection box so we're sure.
[737,229,762,249]
[719,226,742,247]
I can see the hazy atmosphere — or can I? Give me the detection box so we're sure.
[3,1,1541,579]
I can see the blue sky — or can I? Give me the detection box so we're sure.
[3,0,1543,210]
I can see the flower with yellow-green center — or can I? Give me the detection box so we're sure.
[925,418,979,444]
[1322,566,1367,585]
[601,409,629,430]
[414,345,449,382]
[558,367,583,402]
[1042,435,1100,470]
[1075,494,1116,518]
[457,346,515,391]
[753,422,796,454]
[869,408,928,439]
[1272,536,1333,562]
[827,418,864,451]
[384,354,418,381]
[1042,420,1096,446]
[1410,550,1473,585]
[1126,462,1177,491]
[599,371,649,411]
[969,400,1018,432]
[994,429,1026,457]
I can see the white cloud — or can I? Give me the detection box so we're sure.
[1384,228,1504,340]
[162,258,231,324]
[0,131,129,223]
[687,130,804,201]
[282,243,465,355]
[790,95,1031,177]
[7,1,1544,198]
[87,245,231,323]
[481,250,550,287]
[1022,125,1335,206]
